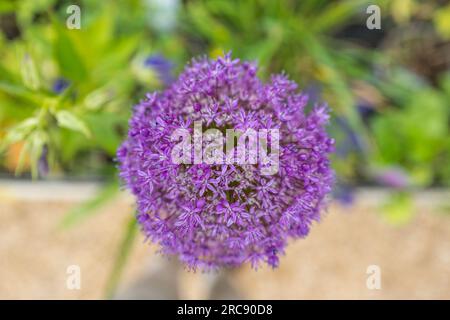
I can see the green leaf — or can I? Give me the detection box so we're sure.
[28,130,47,179]
[84,113,124,156]
[252,20,284,67]
[434,4,450,40]
[59,180,119,229]
[186,2,231,44]
[0,1,16,13]
[311,0,367,33]
[83,88,112,110]
[300,33,370,152]
[88,6,115,53]
[14,139,31,176]
[55,110,91,138]
[93,35,140,79]
[0,81,43,104]
[439,72,450,98]
[20,53,40,91]
[52,17,88,82]
[104,215,138,299]
[0,117,38,153]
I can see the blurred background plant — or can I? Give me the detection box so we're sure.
[0,0,449,296]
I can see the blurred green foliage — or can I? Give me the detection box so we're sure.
[372,69,450,187]
[1,0,448,187]
[0,0,182,177]
[1,0,449,297]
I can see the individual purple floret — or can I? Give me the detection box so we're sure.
[117,53,334,270]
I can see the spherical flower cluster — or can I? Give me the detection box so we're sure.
[117,53,334,270]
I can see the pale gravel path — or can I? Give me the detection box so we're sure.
[0,181,449,299]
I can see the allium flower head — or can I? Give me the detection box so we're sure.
[117,53,334,270]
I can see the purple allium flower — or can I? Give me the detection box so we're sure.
[357,102,376,122]
[334,116,364,157]
[38,145,49,178]
[374,167,410,189]
[117,53,334,270]
[52,77,70,94]
[144,54,174,86]
[333,182,354,206]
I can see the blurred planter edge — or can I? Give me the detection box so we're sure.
[0,179,448,209]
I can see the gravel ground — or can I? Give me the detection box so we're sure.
[0,181,449,299]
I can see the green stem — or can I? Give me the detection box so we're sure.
[104,214,138,299]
